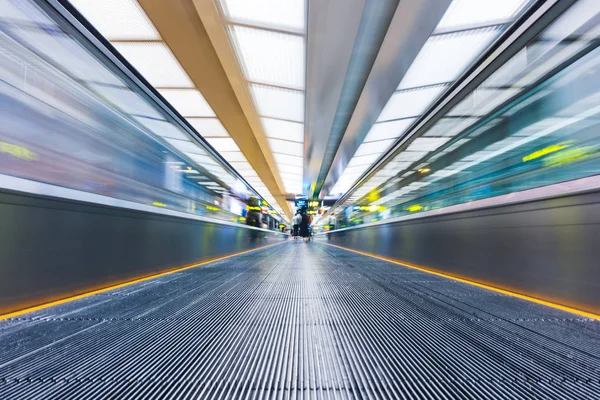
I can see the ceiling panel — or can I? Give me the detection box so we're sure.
[112,42,195,87]
[68,0,160,40]
[220,0,305,31]
[261,117,304,142]
[158,89,215,117]
[230,26,305,89]
[250,84,304,122]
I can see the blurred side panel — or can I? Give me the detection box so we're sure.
[324,189,600,315]
[0,190,285,315]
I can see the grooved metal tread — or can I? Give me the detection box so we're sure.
[1,242,599,399]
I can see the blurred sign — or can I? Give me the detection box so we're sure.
[353,205,386,212]
[295,198,307,209]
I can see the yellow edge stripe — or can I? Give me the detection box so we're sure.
[0,242,283,320]
[322,242,600,320]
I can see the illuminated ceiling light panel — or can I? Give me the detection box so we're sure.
[112,42,194,88]
[273,155,303,169]
[69,0,160,40]
[354,139,396,157]
[285,185,302,193]
[407,137,451,152]
[240,172,259,181]
[364,118,416,142]
[230,26,305,89]
[228,161,253,172]
[187,153,218,165]
[90,85,161,118]
[435,0,528,32]
[278,164,303,175]
[268,138,303,156]
[134,117,189,141]
[219,152,247,162]
[220,0,305,31]
[261,118,304,142]
[165,138,206,155]
[185,118,230,137]
[424,117,480,137]
[205,137,240,152]
[281,173,303,183]
[394,151,429,161]
[237,165,258,179]
[398,28,498,89]
[158,89,215,117]
[250,84,304,122]
[378,86,447,121]
[220,152,248,165]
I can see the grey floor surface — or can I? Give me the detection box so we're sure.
[1,241,599,399]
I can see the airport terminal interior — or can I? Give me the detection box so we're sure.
[1,0,600,398]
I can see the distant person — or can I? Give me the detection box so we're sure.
[246,198,261,241]
[327,216,336,241]
[300,211,310,242]
[293,211,301,239]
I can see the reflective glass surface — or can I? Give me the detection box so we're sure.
[327,1,600,230]
[0,0,282,228]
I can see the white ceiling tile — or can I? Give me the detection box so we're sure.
[158,89,215,117]
[205,137,240,152]
[378,86,446,121]
[69,0,160,40]
[186,118,230,137]
[273,153,303,167]
[261,117,304,142]
[398,28,498,89]
[436,0,528,32]
[354,140,396,157]
[250,84,304,122]
[230,25,305,89]
[112,42,194,88]
[268,138,303,156]
[220,0,305,31]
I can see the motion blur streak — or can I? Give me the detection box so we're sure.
[0,0,284,229]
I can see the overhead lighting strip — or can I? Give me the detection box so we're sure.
[328,0,532,197]
[220,0,307,195]
[69,0,283,212]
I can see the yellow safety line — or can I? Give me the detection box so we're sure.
[0,242,283,320]
[321,242,599,320]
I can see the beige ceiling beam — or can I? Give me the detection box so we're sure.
[137,0,292,217]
